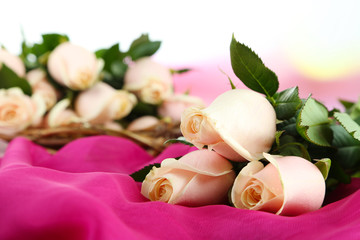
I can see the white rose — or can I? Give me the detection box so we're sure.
[158,94,205,123]
[180,89,276,161]
[0,88,46,136]
[47,42,104,90]
[46,98,81,128]
[26,69,58,110]
[124,57,173,104]
[0,48,26,77]
[75,82,137,124]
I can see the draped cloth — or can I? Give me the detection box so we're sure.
[0,136,359,240]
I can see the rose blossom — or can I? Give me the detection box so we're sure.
[231,153,326,216]
[0,88,46,136]
[158,94,205,123]
[0,48,26,77]
[26,69,58,110]
[141,149,235,206]
[75,82,137,124]
[46,98,81,128]
[127,115,159,131]
[124,57,173,104]
[47,42,104,90]
[180,89,276,162]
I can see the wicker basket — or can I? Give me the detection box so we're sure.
[0,121,182,156]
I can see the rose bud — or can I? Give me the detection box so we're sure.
[124,57,173,104]
[26,69,58,110]
[127,115,160,132]
[47,42,104,90]
[158,94,205,123]
[46,98,81,128]
[0,48,26,77]
[141,149,235,206]
[231,153,326,216]
[75,82,137,124]
[0,88,46,136]
[180,89,276,162]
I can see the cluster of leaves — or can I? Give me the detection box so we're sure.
[230,34,360,190]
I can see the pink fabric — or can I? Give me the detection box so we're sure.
[1,136,360,240]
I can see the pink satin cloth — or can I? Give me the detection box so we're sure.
[1,136,360,240]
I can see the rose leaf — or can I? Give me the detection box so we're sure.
[127,34,161,60]
[130,163,161,182]
[296,97,333,147]
[273,87,302,120]
[334,112,360,141]
[230,34,279,97]
[331,124,360,169]
[0,64,32,96]
[314,158,331,180]
[164,136,194,147]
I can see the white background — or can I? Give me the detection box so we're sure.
[1,0,360,81]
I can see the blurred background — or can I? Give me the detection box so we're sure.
[1,0,360,108]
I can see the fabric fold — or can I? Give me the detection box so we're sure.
[0,136,359,240]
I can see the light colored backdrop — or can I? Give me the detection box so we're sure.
[1,0,360,106]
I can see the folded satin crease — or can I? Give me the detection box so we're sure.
[0,136,360,240]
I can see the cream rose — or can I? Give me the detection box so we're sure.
[46,98,81,128]
[158,94,205,123]
[0,48,26,77]
[26,69,58,110]
[180,89,276,162]
[124,57,173,104]
[127,115,160,131]
[75,82,137,124]
[47,42,104,90]
[0,88,46,136]
[231,153,326,216]
[141,149,235,206]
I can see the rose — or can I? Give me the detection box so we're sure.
[75,82,137,124]
[127,115,159,131]
[158,94,205,123]
[47,42,104,90]
[46,98,81,128]
[26,69,58,110]
[180,89,276,162]
[0,88,46,136]
[141,149,235,206]
[0,48,26,77]
[124,57,173,104]
[230,153,326,216]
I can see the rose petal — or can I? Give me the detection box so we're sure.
[263,153,326,215]
[203,89,276,161]
[161,150,234,176]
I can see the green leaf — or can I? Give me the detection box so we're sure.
[170,68,191,74]
[274,130,285,149]
[96,43,127,89]
[296,97,332,146]
[331,124,360,169]
[273,87,302,120]
[230,34,279,97]
[314,158,331,180]
[339,99,355,111]
[127,34,161,60]
[276,135,311,160]
[130,163,160,182]
[334,112,360,141]
[125,102,158,122]
[164,136,194,146]
[0,64,32,95]
[329,159,351,184]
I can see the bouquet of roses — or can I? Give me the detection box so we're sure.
[0,33,204,152]
[134,35,360,216]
